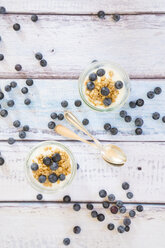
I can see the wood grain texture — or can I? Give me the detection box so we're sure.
[0,141,165,202]
[0,15,165,78]
[0,79,165,141]
[0,203,164,248]
[1,0,165,14]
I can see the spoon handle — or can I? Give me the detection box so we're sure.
[55,125,96,148]
[64,111,102,148]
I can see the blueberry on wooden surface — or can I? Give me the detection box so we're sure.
[99,189,107,198]
[108,194,115,202]
[38,175,46,183]
[135,118,144,127]
[127,192,133,199]
[8,137,15,145]
[147,91,155,99]
[0,109,8,117]
[115,81,123,89]
[136,98,144,107]
[13,120,21,128]
[15,64,22,71]
[50,112,57,119]
[135,127,143,135]
[61,100,68,108]
[89,73,97,81]
[48,173,58,183]
[0,157,4,165]
[87,81,95,91]
[43,157,51,166]
[102,201,110,209]
[59,174,65,181]
[97,68,105,77]
[162,116,165,123]
[119,206,126,214]
[107,223,115,230]
[73,203,81,211]
[119,110,127,118]
[21,87,28,94]
[116,200,123,208]
[19,131,26,139]
[31,14,38,22]
[123,217,131,226]
[104,123,111,131]
[136,205,143,212]
[74,100,82,107]
[125,226,130,232]
[63,238,70,246]
[124,115,132,122]
[77,163,80,170]
[0,91,4,100]
[50,162,58,171]
[31,163,39,171]
[113,14,120,22]
[97,10,105,19]
[0,6,6,14]
[63,195,71,203]
[0,54,4,61]
[103,98,112,106]
[91,60,98,63]
[129,101,136,108]
[52,153,61,162]
[91,210,98,218]
[7,100,15,107]
[117,225,125,233]
[129,210,136,217]
[152,112,160,120]
[110,206,118,214]
[23,125,29,131]
[58,113,64,120]
[35,52,43,60]
[36,194,43,200]
[86,203,93,210]
[24,98,31,105]
[48,121,56,129]
[73,226,81,234]
[10,81,17,88]
[40,59,47,67]
[13,23,21,31]
[5,85,11,92]
[97,213,105,222]
[110,127,118,135]
[26,79,33,86]
[154,87,162,95]
[122,182,129,190]
[82,118,89,126]
[101,87,110,96]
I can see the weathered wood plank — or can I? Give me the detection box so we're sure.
[0,203,164,248]
[0,141,165,202]
[0,79,165,141]
[0,15,165,78]
[1,0,165,14]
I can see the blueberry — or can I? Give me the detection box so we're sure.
[124,115,132,122]
[162,116,165,123]
[0,92,4,100]
[21,87,28,94]
[120,110,127,118]
[125,226,130,232]
[152,112,160,120]
[48,121,56,129]
[97,11,105,19]
[19,131,26,139]
[136,205,143,212]
[43,157,51,166]
[99,189,107,198]
[50,112,57,119]
[73,226,81,234]
[52,153,61,162]
[58,113,64,120]
[61,100,68,108]
[154,87,162,95]
[147,91,155,99]
[91,60,98,63]
[129,210,136,217]
[129,101,136,108]
[13,23,20,31]
[82,118,89,126]
[123,218,131,226]
[26,79,33,86]
[107,223,115,230]
[38,175,46,183]
[136,99,144,107]
[135,118,144,127]
[91,210,98,218]
[0,6,6,14]
[23,125,29,131]
[0,109,8,117]
[104,123,111,131]
[103,98,112,106]
[31,14,38,22]
[15,64,22,71]
[97,213,105,222]
[116,200,123,208]
[36,194,43,200]
[0,54,4,61]
[63,238,70,246]
[24,98,31,105]
[5,85,11,92]
[101,87,110,96]
[110,127,118,135]
[7,100,15,107]
[63,195,71,203]
[127,192,133,199]
[119,206,126,214]
[89,73,97,81]
[87,81,95,91]
[97,68,105,77]
[59,174,65,181]
[102,201,110,208]
[117,225,125,233]
[110,206,118,214]
[31,163,38,171]
[73,203,81,211]
[40,59,47,67]
[108,194,115,202]
[13,120,21,128]
[10,81,17,88]
[122,182,129,190]
[8,138,15,145]
[35,52,43,60]
[74,100,82,107]
[113,14,120,22]
[48,173,58,183]
[86,203,93,210]
[50,162,58,171]
[0,157,4,165]
[77,163,80,170]
[135,127,143,135]
[115,81,123,89]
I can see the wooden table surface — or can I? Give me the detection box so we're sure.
[0,1,165,247]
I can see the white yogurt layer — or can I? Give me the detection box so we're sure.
[28,144,72,189]
[83,65,127,109]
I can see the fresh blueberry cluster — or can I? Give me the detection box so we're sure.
[35,52,47,67]
[104,123,118,135]
[97,11,121,23]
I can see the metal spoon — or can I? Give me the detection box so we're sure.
[63,111,126,166]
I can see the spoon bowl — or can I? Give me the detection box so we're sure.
[101,144,126,166]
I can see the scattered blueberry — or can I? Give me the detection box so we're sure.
[63,238,70,246]
[162,116,165,123]
[120,110,127,118]
[50,162,58,171]
[21,87,28,94]
[89,73,97,81]
[103,98,112,106]
[97,213,105,222]
[35,52,43,60]
[19,131,26,139]
[91,210,98,218]
[152,112,160,120]
[50,112,57,119]
[82,118,89,126]
[87,81,95,91]
[40,59,47,67]
[38,175,46,183]
[115,81,123,89]
[129,101,136,108]
[58,113,64,120]
[154,87,162,95]
[122,182,129,190]
[86,203,93,210]
[31,163,38,171]
[127,192,133,199]
[110,206,118,214]
[123,218,131,226]
[5,85,11,92]
[119,206,126,214]
[15,64,22,71]
[24,98,31,105]
[0,92,4,100]
[116,200,123,208]
[135,118,144,127]
[43,157,51,166]
[7,100,14,107]
[73,226,81,234]
[102,201,110,209]
[136,205,143,212]
[107,223,115,230]
[101,87,110,96]
[13,23,20,31]
[147,91,155,99]
[97,68,105,77]
[0,109,8,117]
[97,11,105,19]
[117,225,125,233]
[61,100,68,108]
[31,14,38,22]
[48,173,58,183]
[23,125,29,131]
[135,127,143,135]
[91,60,98,63]
[124,115,132,122]
[8,137,15,145]
[77,163,80,170]
[73,203,81,211]
[113,14,120,22]
[74,100,82,107]
[48,121,56,129]
[36,194,43,200]
[108,194,115,202]
[59,174,65,181]
[26,79,33,86]
[13,120,21,128]
[125,226,130,232]
[99,189,107,198]
[10,81,17,88]
[104,123,111,131]
[110,127,118,135]
[0,6,6,14]
[63,195,71,203]
[52,153,61,162]
[0,54,4,61]
[136,99,144,107]
[129,210,136,217]
[0,157,4,165]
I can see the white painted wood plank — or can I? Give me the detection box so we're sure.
[1,0,165,14]
[0,141,165,202]
[0,79,165,141]
[0,203,164,248]
[0,15,165,78]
